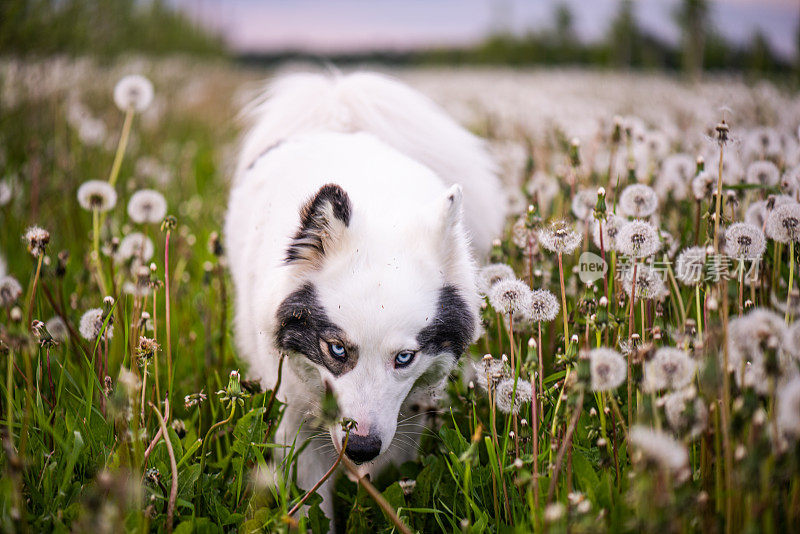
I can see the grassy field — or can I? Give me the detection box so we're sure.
[2,57,800,533]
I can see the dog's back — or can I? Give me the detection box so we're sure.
[234,71,505,254]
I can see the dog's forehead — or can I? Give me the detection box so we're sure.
[314,254,444,350]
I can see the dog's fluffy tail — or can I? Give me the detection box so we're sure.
[235,71,505,254]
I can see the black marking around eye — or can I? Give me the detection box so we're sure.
[285,184,352,264]
[275,283,357,375]
[416,285,475,358]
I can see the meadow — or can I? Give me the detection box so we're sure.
[2,56,800,533]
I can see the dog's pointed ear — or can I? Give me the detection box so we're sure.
[285,184,352,268]
[434,184,466,263]
[439,184,463,238]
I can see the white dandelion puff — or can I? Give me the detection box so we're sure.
[663,388,708,440]
[592,213,625,251]
[765,201,800,243]
[616,219,660,258]
[79,308,113,341]
[621,264,668,302]
[0,276,23,307]
[724,222,767,260]
[0,181,11,206]
[588,348,626,392]
[77,180,117,212]
[45,316,68,343]
[783,320,800,361]
[473,356,512,392]
[727,308,788,394]
[629,426,689,473]
[643,347,697,392]
[494,378,532,415]
[478,263,516,296]
[127,189,167,224]
[746,160,780,187]
[538,220,582,255]
[528,289,559,323]
[116,233,154,263]
[488,279,533,316]
[777,377,800,440]
[114,74,154,113]
[691,171,717,201]
[24,226,50,257]
[571,188,597,220]
[619,184,658,218]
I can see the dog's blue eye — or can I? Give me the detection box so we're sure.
[328,342,347,360]
[395,351,416,368]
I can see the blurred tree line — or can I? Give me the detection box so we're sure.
[0,0,225,57]
[420,0,793,79]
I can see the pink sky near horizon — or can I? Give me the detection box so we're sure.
[176,0,799,58]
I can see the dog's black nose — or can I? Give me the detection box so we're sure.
[344,434,382,464]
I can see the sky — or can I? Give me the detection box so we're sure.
[174,0,799,58]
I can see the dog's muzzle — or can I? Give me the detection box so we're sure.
[343,433,381,463]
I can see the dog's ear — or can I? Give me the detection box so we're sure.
[286,184,352,268]
[435,184,464,261]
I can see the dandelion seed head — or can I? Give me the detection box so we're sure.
[538,220,582,255]
[675,246,706,286]
[77,180,117,212]
[127,189,167,224]
[643,347,697,392]
[79,308,113,341]
[592,213,625,251]
[0,276,22,307]
[473,356,511,391]
[0,181,11,206]
[621,263,668,302]
[663,389,708,440]
[478,263,515,296]
[691,171,717,201]
[724,222,766,260]
[116,232,154,264]
[629,425,689,473]
[571,188,597,220]
[24,226,50,257]
[511,216,537,249]
[616,219,660,258]
[619,184,658,218]
[746,160,780,187]
[588,348,626,392]
[114,74,154,113]
[777,377,800,440]
[529,288,559,323]
[488,278,533,316]
[45,316,68,343]
[494,379,532,414]
[727,308,788,394]
[765,201,800,243]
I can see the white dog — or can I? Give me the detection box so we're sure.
[225,71,505,517]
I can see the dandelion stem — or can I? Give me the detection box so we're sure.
[695,284,704,341]
[25,254,44,329]
[342,456,413,534]
[150,400,177,534]
[107,108,134,188]
[786,240,795,323]
[164,228,173,416]
[547,391,584,504]
[288,428,350,517]
[558,252,569,355]
[713,144,724,253]
[199,402,236,476]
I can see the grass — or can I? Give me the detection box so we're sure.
[2,57,800,534]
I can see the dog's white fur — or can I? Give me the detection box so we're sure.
[225,71,505,516]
